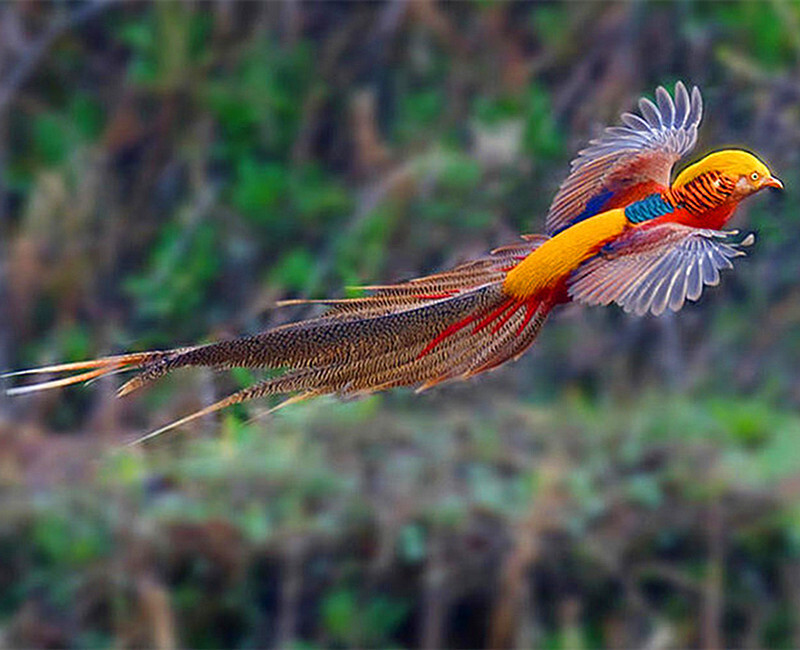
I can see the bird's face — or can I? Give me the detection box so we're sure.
[731,157,783,199]
[675,149,783,200]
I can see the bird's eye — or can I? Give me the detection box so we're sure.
[751,172,760,181]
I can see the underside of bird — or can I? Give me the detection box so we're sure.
[5,235,554,443]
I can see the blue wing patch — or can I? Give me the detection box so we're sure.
[553,189,614,235]
[624,194,674,224]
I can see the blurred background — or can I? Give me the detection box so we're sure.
[2,1,800,648]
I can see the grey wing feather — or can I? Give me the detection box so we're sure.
[568,225,754,317]
[546,82,703,236]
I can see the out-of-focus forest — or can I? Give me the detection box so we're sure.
[2,2,800,648]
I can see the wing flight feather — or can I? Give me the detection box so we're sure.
[546,82,703,236]
[568,223,754,316]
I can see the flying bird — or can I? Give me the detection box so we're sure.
[5,82,783,442]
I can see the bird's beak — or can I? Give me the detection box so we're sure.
[763,175,784,190]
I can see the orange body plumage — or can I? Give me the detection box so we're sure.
[4,83,782,442]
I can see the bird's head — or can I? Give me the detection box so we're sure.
[673,149,783,200]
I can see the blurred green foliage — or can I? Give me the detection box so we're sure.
[5,395,800,647]
[3,1,800,648]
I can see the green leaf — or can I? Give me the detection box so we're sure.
[269,248,315,292]
[232,160,287,220]
[33,115,68,166]
[523,84,564,160]
[399,523,426,562]
[321,589,357,642]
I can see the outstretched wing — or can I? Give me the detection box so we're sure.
[567,222,755,316]
[546,82,703,236]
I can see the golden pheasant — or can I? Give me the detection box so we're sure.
[5,82,783,442]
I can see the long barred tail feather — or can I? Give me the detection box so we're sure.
[115,233,550,397]
[5,234,552,443]
[126,391,316,447]
[118,283,509,395]
[2,350,193,396]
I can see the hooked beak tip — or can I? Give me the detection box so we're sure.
[764,176,784,190]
